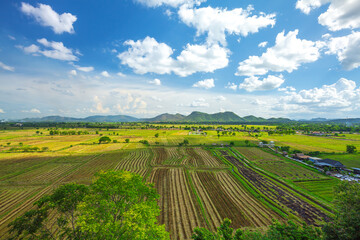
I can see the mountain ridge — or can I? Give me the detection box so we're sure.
[17,111,292,123]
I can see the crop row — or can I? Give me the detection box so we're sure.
[149,168,206,240]
[220,150,329,225]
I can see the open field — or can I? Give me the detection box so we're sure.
[0,127,345,239]
[260,133,360,153]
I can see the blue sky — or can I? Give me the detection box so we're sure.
[1,0,360,120]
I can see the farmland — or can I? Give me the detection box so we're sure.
[0,126,348,239]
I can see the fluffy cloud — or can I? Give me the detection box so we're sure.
[101,71,110,77]
[295,0,329,14]
[69,70,77,76]
[22,108,41,113]
[190,98,209,107]
[0,109,5,113]
[75,66,94,72]
[115,93,147,113]
[215,95,226,101]
[20,2,77,34]
[325,31,360,70]
[148,78,162,85]
[0,62,15,72]
[118,37,174,75]
[178,5,275,45]
[296,0,360,31]
[226,82,238,91]
[134,0,205,8]
[175,43,229,76]
[236,30,322,76]
[117,72,126,77]
[192,78,215,89]
[239,75,284,92]
[118,36,228,77]
[278,86,296,92]
[90,96,110,113]
[20,38,79,61]
[279,78,360,111]
[22,44,40,54]
[258,41,268,48]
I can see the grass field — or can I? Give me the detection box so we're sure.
[260,133,360,153]
[0,127,345,239]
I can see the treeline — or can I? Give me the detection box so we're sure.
[277,123,360,133]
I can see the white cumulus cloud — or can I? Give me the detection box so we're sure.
[0,109,5,113]
[296,0,360,31]
[239,75,285,92]
[226,82,238,91]
[76,66,94,72]
[69,70,77,76]
[22,108,41,113]
[148,78,162,85]
[0,62,15,72]
[178,5,275,45]
[118,36,228,77]
[279,78,360,111]
[134,0,205,8]
[258,41,268,47]
[215,95,226,101]
[236,30,322,76]
[90,96,110,113]
[325,31,360,70]
[101,71,110,77]
[20,38,79,61]
[192,78,215,89]
[190,98,209,107]
[20,2,77,34]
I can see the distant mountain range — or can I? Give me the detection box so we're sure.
[14,111,360,124]
[18,111,292,123]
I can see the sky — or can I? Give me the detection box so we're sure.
[1,0,360,120]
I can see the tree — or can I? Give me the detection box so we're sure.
[8,183,89,240]
[125,138,130,143]
[230,142,234,146]
[98,136,111,144]
[77,171,168,240]
[183,139,189,145]
[323,181,360,240]
[192,218,242,240]
[346,145,357,154]
[155,133,159,138]
[244,140,249,146]
[8,171,169,240]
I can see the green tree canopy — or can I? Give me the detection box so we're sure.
[98,136,111,144]
[323,181,360,240]
[8,171,169,240]
[346,145,357,154]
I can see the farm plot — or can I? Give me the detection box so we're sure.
[114,149,151,177]
[63,152,127,184]
[293,179,339,202]
[152,148,168,165]
[195,148,226,167]
[191,171,279,231]
[236,147,327,180]
[149,168,206,240]
[220,150,330,225]
[164,147,185,165]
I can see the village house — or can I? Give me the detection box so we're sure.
[314,159,345,169]
[293,153,310,161]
